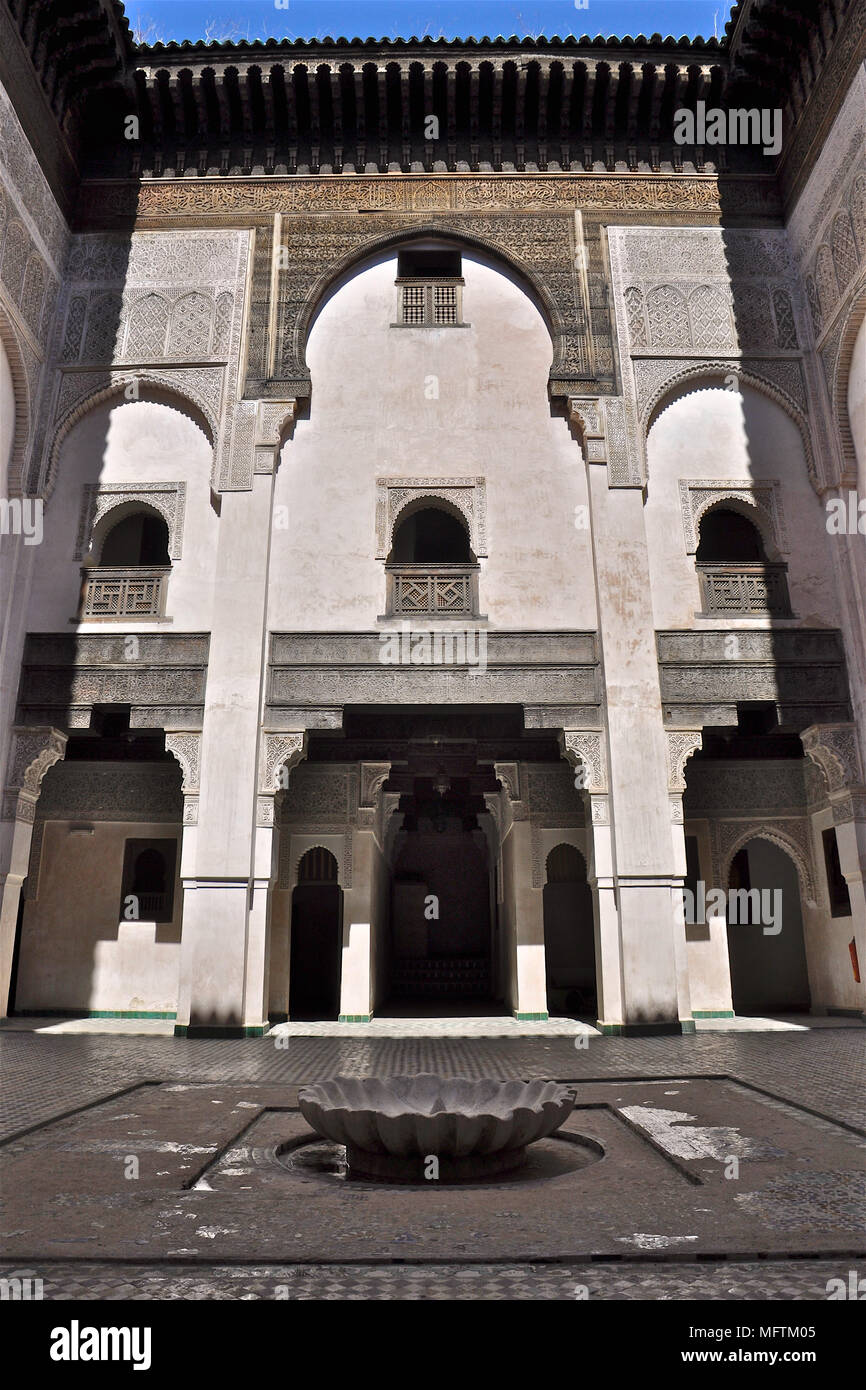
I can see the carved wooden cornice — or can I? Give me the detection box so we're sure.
[75,173,782,229]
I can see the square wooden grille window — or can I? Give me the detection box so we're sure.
[395,280,466,327]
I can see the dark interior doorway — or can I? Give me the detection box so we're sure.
[290,847,343,1020]
[727,840,811,1014]
[542,843,597,1018]
[387,772,494,1007]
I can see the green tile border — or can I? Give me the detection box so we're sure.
[693,1010,736,1018]
[173,1024,266,1038]
[338,1014,371,1023]
[10,1009,176,1020]
[514,1012,549,1021]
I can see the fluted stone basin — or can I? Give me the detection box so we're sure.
[297,1074,578,1182]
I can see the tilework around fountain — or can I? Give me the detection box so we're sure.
[1,1075,863,1266]
[0,1260,854,1301]
[1,1031,865,1143]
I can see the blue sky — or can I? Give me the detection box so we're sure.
[125,2,732,45]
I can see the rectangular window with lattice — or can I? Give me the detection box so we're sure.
[394,278,465,328]
[401,285,426,324]
[433,285,458,324]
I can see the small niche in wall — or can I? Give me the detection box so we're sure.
[120,838,178,925]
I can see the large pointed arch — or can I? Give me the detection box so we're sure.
[278,222,568,397]
[643,363,818,489]
[0,305,32,496]
[42,373,217,501]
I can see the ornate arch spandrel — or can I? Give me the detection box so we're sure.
[38,372,219,501]
[712,820,816,907]
[642,363,818,490]
[2,726,68,824]
[677,479,788,559]
[376,477,487,558]
[75,481,187,563]
[0,305,31,496]
[271,216,591,403]
[801,723,864,797]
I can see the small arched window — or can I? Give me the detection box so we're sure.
[385,504,478,616]
[297,846,340,884]
[389,506,473,564]
[99,511,170,566]
[696,508,765,563]
[695,506,790,616]
[82,510,171,620]
[120,838,177,922]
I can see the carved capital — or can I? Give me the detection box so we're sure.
[359,761,391,808]
[801,722,864,795]
[260,730,306,792]
[165,732,201,793]
[666,730,703,792]
[560,730,607,794]
[5,726,68,807]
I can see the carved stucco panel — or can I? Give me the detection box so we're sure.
[260,732,306,793]
[801,723,864,795]
[560,731,607,794]
[677,479,788,556]
[666,731,703,792]
[74,481,187,561]
[710,818,816,904]
[375,477,487,557]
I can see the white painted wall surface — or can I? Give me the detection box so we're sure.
[269,252,597,632]
[27,399,216,632]
[645,383,839,629]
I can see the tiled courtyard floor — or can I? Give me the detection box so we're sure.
[1,1028,863,1299]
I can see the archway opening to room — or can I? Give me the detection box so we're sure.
[289,847,343,1021]
[726,839,811,1015]
[385,769,495,1013]
[542,843,596,1019]
[11,707,184,1018]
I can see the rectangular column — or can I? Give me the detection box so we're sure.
[177,473,276,1035]
[586,464,689,1033]
[509,820,548,1020]
[586,806,624,1030]
[339,828,375,1021]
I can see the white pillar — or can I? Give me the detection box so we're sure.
[0,727,67,1016]
[339,827,374,1021]
[586,797,624,1031]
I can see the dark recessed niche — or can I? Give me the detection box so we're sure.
[397,247,462,280]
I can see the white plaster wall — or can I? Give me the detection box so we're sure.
[848,313,866,496]
[808,807,861,1012]
[27,399,217,632]
[16,819,182,1013]
[268,252,596,632]
[0,336,13,495]
[683,818,734,1014]
[645,384,838,628]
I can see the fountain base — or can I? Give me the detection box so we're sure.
[346,1143,528,1184]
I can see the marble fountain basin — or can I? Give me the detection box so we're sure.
[297,1074,578,1182]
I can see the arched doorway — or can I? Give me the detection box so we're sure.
[726,839,811,1014]
[290,847,343,1020]
[543,843,596,1018]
